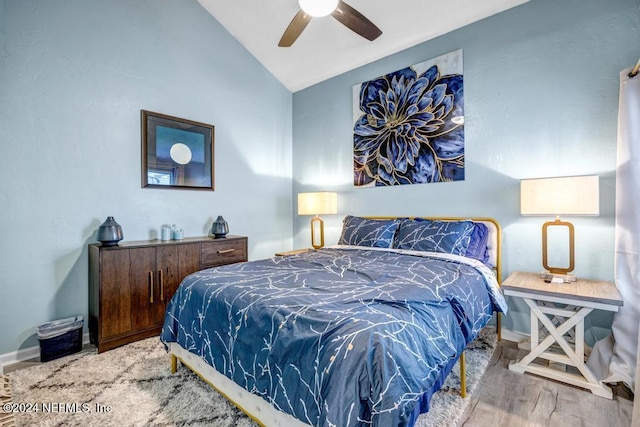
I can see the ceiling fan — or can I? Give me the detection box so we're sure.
[279,0,382,47]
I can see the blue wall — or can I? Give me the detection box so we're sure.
[0,0,293,355]
[291,0,640,341]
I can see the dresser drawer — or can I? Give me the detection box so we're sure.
[200,238,247,268]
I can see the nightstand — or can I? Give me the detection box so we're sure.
[502,271,623,399]
[274,248,312,257]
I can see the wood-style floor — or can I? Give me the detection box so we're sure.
[460,340,633,426]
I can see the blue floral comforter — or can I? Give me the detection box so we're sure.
[161,246,507,427]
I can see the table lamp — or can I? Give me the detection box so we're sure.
[297,192,338,249]
[520,175,599,276]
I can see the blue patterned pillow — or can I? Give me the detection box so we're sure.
[466,222,490,263]
[394,219,474,255]
[338,216,399,248]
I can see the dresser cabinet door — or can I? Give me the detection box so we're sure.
[172,243,200,299]
[99,249,132,340]
[130,247,164,331]
[156,245,178,311]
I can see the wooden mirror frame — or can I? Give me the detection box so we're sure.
[141,110,215,190]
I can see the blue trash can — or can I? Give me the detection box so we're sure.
[36,316,84,362]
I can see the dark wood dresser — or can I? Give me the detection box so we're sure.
[89,235,247,352]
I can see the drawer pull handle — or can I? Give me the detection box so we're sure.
[218,249,235,254]
[159,269,164,301]
[149,271,154,304]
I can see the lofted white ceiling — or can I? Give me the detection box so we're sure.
[197,0,528,92]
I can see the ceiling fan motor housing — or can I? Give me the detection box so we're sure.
[298,0,339,17]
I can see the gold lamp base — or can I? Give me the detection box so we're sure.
[542,217,575,275]
[310,215,325,249]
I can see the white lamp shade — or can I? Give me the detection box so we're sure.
[298,0,339,17]
[521,175,600,216]
[298,192,338,215]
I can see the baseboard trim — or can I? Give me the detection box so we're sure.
[501,328,529,344]
[0,333,90,372]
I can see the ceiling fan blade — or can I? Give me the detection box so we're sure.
[331,0,382,41]
[278,10,312,47]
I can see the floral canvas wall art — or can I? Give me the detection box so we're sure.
[353,50,464,187]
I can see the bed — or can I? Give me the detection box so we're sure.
[161,216,508,427]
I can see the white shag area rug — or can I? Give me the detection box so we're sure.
[5,327,497,427]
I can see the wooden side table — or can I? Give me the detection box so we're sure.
[275,248,312,257]
[502,271,623,399]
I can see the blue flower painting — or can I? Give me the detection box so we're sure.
[353,50,464,187]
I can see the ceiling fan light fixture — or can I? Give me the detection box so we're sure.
[298,0,339,17]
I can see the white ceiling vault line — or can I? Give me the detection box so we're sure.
[197,0,529,92]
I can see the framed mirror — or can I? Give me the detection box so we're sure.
[141,110,214,190]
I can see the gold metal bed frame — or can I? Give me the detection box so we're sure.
[169,216,503,426]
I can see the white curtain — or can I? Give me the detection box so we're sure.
[587,66,640,395]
